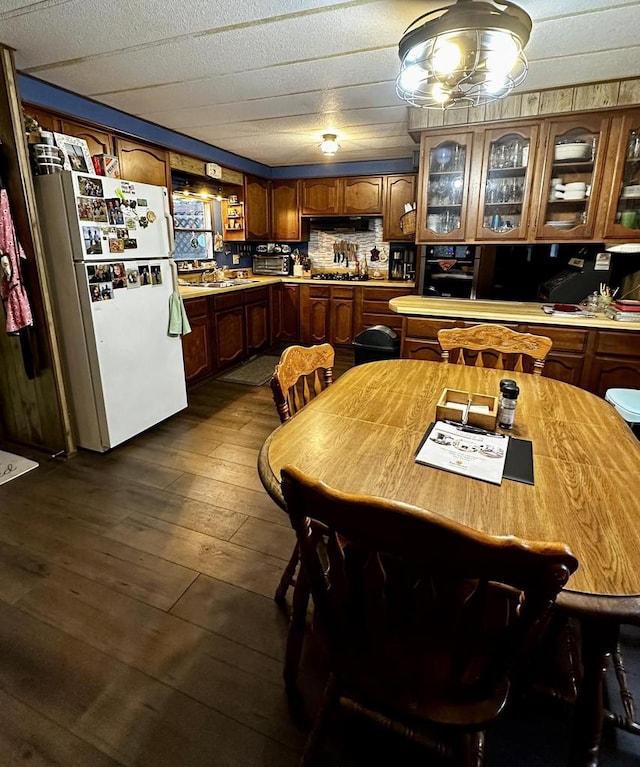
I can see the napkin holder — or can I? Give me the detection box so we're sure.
[436,388,498,431]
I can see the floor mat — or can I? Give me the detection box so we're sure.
[0,450,39,486]
[216,355,280,386]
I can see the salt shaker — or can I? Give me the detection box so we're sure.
[498,380,519,430]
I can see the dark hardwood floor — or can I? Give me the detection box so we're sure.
[0,347,638,766]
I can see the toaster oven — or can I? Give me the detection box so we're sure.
[252,254,290,275]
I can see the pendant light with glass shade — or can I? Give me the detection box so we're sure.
[396,0,532,109]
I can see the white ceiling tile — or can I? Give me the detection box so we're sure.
[10,0,640,167]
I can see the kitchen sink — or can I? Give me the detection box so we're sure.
[192,279,260,288]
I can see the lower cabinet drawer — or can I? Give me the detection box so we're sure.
[405,317,459,339]
[528,324,588,353]
[594,329,640,357]
[184,297,209,318]
[214,292,243,311]
[362,312,403,330]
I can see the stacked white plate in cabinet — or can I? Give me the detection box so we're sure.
[554,142,591,161]
[545,220,575,230]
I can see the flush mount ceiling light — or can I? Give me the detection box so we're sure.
[319,133,340,156]
[396,0,532,110]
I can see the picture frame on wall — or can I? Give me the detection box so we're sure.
[53,133,93,173]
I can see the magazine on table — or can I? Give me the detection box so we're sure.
[415,420,509,485]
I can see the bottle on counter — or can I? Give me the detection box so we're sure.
[585,291,599,313]
[498,380,519,430]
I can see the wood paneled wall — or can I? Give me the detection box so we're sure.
[0,45,72,453]
[408,77,640,135]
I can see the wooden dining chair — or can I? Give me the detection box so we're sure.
[437,323,553,375]
[269,344,335,691]
[282,464,578,766]
[270,342,335,601]
[270,342,335,424]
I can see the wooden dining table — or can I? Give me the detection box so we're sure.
[258,359,640,767]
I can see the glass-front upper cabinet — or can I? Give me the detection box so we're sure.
[476,126,539,241]
[536,116,609,240]
[417,132,473,242]
[603,110,640,240]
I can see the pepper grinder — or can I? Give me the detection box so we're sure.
[498,380,519,430]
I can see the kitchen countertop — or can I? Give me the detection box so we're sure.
[179,276,415,299]
[389,296,640,331]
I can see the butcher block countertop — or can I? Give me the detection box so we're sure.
[389,296,640,332]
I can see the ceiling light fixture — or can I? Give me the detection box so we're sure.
[319,133,340,156]
[396,0,532,110]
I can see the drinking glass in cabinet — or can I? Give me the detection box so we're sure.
[438,210,460,234]
[432,146,453,172]
[430,143,466,173]
[489,138,524,169]
[628,130,640,160]
[450,176,464,205]
[484,135,529,235]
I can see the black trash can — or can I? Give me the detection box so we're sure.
[352,325,400,366]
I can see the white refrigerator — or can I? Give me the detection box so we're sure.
[35,170,187,452]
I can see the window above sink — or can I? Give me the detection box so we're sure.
[173,193,215,261]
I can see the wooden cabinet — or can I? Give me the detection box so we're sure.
[475,124,540,241]
[301,178,341,215]
[244,175,270,240]
[355,286,414,334]
[524,325,587,386]
[244,286,270,355]
[299,284,358,346]
[329,286,354,345]
[401,317,460,361]
[182,298,213,383]
[271,179,307,240]
[22,106,115,158]
[601,109,640,241]
[534,115,610,241]
[301,176,383,216]
[271,283,299,342]
[343,176,383,214]
[404,317,586,377]
[214,292,245,369]
[415,114,617,244]
[416,131,475,243]
[59,119,113,156]
[584,329,640,396]
[383,174,417,241]
[23,103,58,132]
[398,314,640,395]
[282,284,300,340]
[115,138,171,187]
[300,285,331,344]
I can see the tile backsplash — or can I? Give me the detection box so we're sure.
[308,218,390,275]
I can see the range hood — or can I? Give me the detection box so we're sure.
[309,216,375,233]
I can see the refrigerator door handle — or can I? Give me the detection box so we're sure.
[165,212,176,256]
